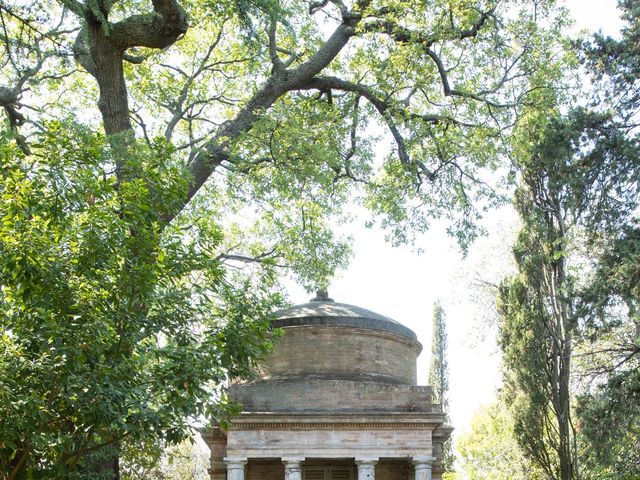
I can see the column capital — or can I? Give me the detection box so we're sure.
[412,457,434,480]
[283,457,304,472]
[224,457,247,480]
[223,456,248,468]
[355,457,378,465]
[412,456,436,466]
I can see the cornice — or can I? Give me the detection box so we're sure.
[223,411,447,430]
[230,421,440,430]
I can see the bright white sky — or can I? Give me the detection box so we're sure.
[284,0,623,439]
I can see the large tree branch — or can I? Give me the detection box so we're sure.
[109,2,188,51]
[299,75,478,127]
[268,16,285,72]
[288,21,357,82]
[68,0,188,51]
[298,76,457,182]
[299,75,411,164]
[178,8,365,220]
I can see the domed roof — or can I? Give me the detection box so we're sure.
[272,290,418,341]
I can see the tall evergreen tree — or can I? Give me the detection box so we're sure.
[573,4,640,476]
[429,302,453,471]
[429,302,449,408]
[498,106,640,480]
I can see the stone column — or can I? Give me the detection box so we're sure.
[224,457,247,480]
[282,457,304,480]
[412,456,434,480]
[355,459,377,480]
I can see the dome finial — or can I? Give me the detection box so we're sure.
[311,288,333,302]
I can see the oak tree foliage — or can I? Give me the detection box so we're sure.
[0,0,568,477]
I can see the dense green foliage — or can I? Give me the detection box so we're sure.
[575,2,640,477]
[576,226,640,479]
[0,125,283,477]
[496,1,640,477]
[497,163,578,479]
[498,110,640,479]
[0,0,575,477]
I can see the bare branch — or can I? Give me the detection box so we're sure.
[425,47,514,108]
[308,0,330,14]
[268,16,284,72]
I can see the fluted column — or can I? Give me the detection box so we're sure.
[355,458,377,480]
[412,456,434,480]
[224,457,247,480]
[283,457,304,480]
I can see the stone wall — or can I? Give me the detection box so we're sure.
[225,427,433,459]
[231,379,433,413]
[257,326,421,385]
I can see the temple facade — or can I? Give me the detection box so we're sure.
[203,291,452,480]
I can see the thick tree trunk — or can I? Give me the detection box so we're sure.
[79,21,131,480]
[547,242,577,480]
[87,23,132,137]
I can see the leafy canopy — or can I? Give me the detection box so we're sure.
[0,0,573,477]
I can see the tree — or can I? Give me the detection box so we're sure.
[429,302,448,408]
[0,128,284,479]
[0,0,569,477]
[429,301,453,471]
[572,2,640,477]
[575,226,640,480]
[456,401,545,480]
[0,0,569,246]
[498,104,640,479]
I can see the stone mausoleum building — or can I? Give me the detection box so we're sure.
[203,291,452,480]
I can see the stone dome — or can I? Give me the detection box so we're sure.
[272,294,419,342]
[230,292,430,413]
[261,292,422,384]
